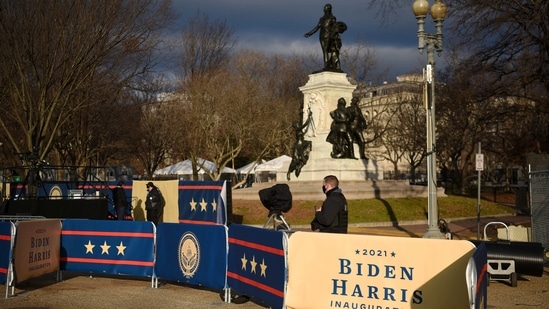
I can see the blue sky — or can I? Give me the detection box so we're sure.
[172,1,446,82]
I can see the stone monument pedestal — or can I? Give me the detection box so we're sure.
[282,71,381,182]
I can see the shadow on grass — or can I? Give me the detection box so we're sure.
[372,180,420,238]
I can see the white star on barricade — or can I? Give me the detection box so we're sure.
[241,253,248,271]
[211,199,217,212]
[200,198,208,212]
[189,198,197,211]
[250,256,257,274]
[100,241,111,255]
[85,240,95,254]
[260,258,268,277]
[116,241,127,256]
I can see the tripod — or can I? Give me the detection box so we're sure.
[263,211,291,231]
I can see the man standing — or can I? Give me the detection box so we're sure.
[311,175,348,233]
[112,180,129,220]
[145,181,164,225]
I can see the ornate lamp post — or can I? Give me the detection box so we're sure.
[413,0,447,238]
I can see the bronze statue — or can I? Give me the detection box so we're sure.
[347,97,368,159]
[326,98,355,159]
[304,4,347,73]
[287,110,313,180]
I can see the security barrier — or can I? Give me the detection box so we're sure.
[1,179,488,308]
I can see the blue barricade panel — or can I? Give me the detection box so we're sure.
[155,223,228,290]
[227,224,287,309]
[60,220,154,277]
[472,242,488,308]
[178,181,227,225]
[0,221,14,284]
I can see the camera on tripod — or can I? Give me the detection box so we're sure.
[258,183,292,230]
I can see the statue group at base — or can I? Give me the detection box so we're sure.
[326,97,368,160]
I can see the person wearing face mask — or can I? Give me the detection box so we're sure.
[310,175,348,233]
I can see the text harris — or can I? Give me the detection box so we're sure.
[330,258,423,307]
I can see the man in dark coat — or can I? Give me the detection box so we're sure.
[145,181,164,225]
[311,175,348,233]
[113,180,129,220]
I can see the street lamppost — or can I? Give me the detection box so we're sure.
[413,0,447,238]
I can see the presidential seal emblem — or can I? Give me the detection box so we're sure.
[49,185,62,200]
[178,232,200,278]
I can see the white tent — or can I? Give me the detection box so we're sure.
[236,160,266,174]
[153,158,236,175]
[254,155,292,172]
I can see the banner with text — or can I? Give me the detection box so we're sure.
[286,232,477,309]
[178,181,227,225]
[59,220,155,277]
[0,221,14,284]
[13,219,61,283]
[155,223,228,290]
[227,224,288,309]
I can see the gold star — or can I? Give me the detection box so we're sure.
[100,241,111,255]
[116,241,127,256]
[211,199,217,212]
[250,256,257,274]
[200,198,208,212]
[260,258,268,277]
[240,253,248,271]
[85,240,95,254]
[189,198,197,211]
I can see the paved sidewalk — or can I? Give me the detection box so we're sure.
[347,214,532,240]
[286,213,532,240]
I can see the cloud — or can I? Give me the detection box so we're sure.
[171,1,434,80]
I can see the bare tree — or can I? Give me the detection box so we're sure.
[450,1,549,131]
[132,77,182,178]
[178,10,236,81]
[342,37,389,85]
[0,0,174,171]
[435,61,513,194]
[391,93,427,181]
[176,50,303,183]
[174,12,303,183]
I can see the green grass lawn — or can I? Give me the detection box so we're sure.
[345,196,513,224]
[233,195,515,225]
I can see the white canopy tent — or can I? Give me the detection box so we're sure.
[153,158,236,176]
[236,160,266,175]
[254,155,292,173]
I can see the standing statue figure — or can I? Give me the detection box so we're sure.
[287,109,313,180]
[347,97,368,160]
[304,4,347,72]
[326,98,355,159]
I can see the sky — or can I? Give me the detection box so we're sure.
[172,0,446,83]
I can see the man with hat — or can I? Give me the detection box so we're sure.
[145,181,164,225]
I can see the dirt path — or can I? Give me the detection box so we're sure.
[1,265,547,309]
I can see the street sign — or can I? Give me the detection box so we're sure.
[476,154,484,171]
